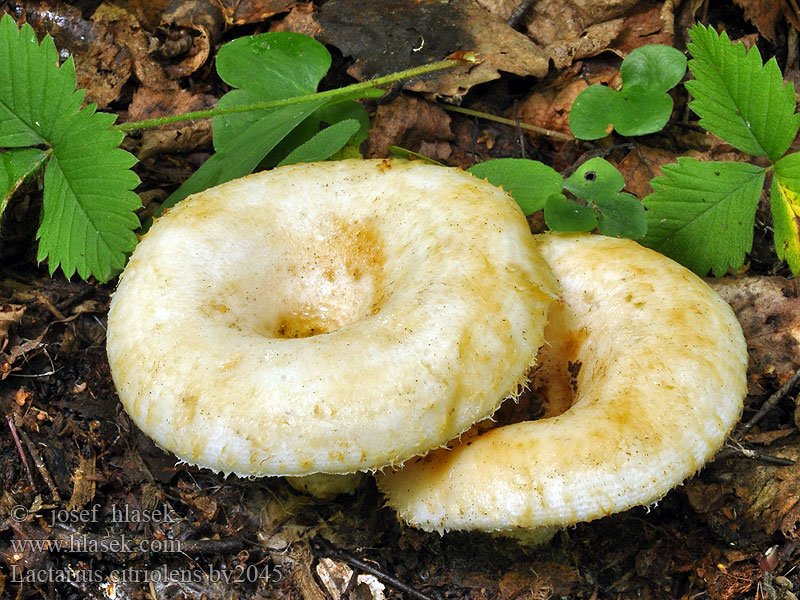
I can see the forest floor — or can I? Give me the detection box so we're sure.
[2,0,800,599]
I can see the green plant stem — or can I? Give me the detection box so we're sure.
[439,104,574,142]
[114,59,465,132]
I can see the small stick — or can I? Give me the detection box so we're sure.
[17,427,61,501]
[314,537,434,600]
[439,104,574,142]
[716,444,795,467]
[6,414,36,490]
[734,370,800,441]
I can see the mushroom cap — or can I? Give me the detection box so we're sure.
[106,159,555,477]
[377,233,747,536]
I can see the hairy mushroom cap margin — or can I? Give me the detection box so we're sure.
[377,233,748,542]
[106,159,556,478]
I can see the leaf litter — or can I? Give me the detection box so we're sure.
[1,1,800,599]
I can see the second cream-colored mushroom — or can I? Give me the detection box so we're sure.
[378,233,748,542]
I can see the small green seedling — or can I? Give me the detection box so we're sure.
[467,157,646,239]
[569,45,687,139]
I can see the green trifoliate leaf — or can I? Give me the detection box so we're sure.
[569,45,686,140]
[562,158,646,239]
[467,158,562,215]
[642,158,765,276]
[0,14,140,281]
[277,119,360,166]
[544,193,597,232]
[771,152,800,274]
[686,24,800,161]
[0,148,48,216]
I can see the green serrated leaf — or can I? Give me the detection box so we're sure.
[38,106,140,281]
[278,119,360,166]
[642,158,765,276]
[0,14,140,281]
[770,175,800,275]
[686,24,800,161]
[467,158,562,215]
[775,151,800,192]
[544,193,597,231]
[0,16,83,147]
[0,148,48,216]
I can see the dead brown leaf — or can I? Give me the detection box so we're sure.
[686,435,800,545]
[269,1,320,36]
[217,0,296,25]
[709,276,800,392]
[0,305,25,353]
[522,0,643,67]
[362,95,453,160]
[732,0,784,42]
[315,0,548,98]
[612,0,674,54]
[10,1,175,107]
[161,0,224,77]
[616,146,680,198]
[127,88,216,159]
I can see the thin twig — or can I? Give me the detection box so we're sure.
[314,537,434,600]
[734,370,800,441]
[439,104,574,142]
[6,414,36,490]
[716,444,795,466]
[17,428,61,501]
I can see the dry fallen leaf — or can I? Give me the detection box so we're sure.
[362,95,453,159]
[709,276,800,391]
[315,0,548,97]
[522,0,643,67]
[616,146,680,198]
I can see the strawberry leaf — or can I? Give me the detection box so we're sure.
[687,24,800,161]
[642,158,765,276]
[1,148,48,217]
[771,152,800,274]
[0,14,140,281]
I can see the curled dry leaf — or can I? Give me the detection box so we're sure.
[314,0,548,97]
[161,0,224,77]
[0,304,24,352]
[522,0,642,67]
[217,0,297,26]
[9,1,174,107]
